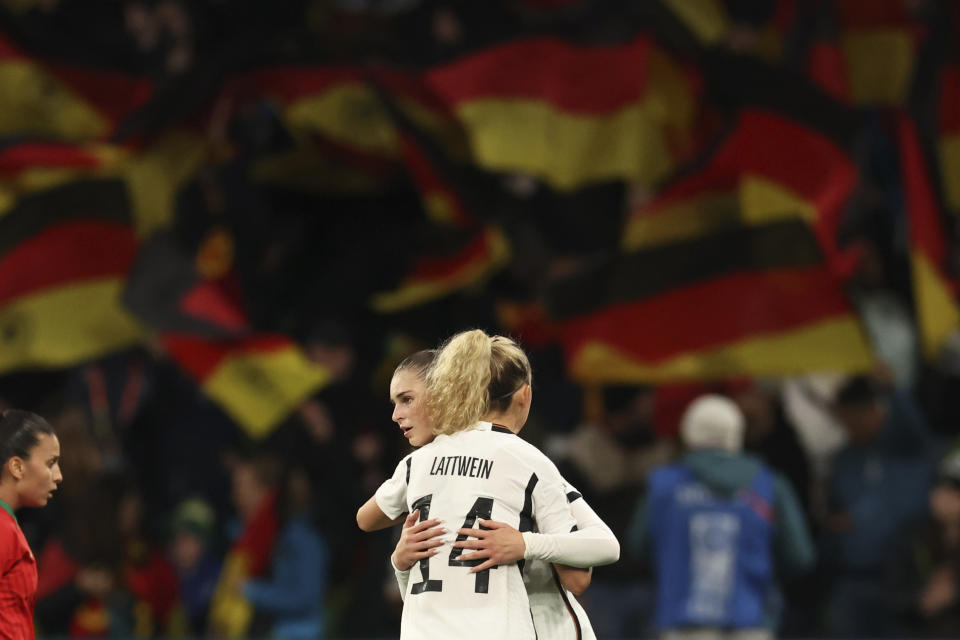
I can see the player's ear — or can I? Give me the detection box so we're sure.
[6,456,25,481]
[518,383,532,408]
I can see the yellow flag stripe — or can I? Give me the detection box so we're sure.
[911,250,960,360]
[282,83,456,159]
[0,278,143,374]
[622,175,817,251]
[571,315,873,383]
[454,97,676,191]
[203,346,330,439]
[124,132,210,237]
[370,228,510,313]
[660,0,729,46]
[841,29,915,106]
[0,62,108,140]
[939,133,960,212]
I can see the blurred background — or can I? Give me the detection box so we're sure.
[1,0,959,638]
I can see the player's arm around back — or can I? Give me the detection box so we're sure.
[522,477,620,568]
[358,454,412,531]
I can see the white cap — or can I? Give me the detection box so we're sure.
[680,394,745,453]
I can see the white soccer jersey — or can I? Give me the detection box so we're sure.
[523,482,600,640]
[376,421,578,640]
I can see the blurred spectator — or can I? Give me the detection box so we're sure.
[116,484,181,636]
[734,380,813,516]
[207,453,280,639]
[34,476,128,636]
[890,450,960,637]
[822,371,935,637]
[243,466,328,640]
[628,394,815,640]
[169,497,221,635]
[552,385,672,638]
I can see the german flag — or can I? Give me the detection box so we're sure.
[161,334,330,439]
[425,35,699,191]
[0,149,143,373]
[937,63,960,214]
[549,107,872,383]
[0,33,152,141]
[0,140,125,216]
[240,66,460,161]
[898,115,960,360]
[367,76,509,312]
[123,226,250,340]
[235,66,460,195]
[0,132,210,239]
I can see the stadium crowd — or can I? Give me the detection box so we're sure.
[2,0,960,638]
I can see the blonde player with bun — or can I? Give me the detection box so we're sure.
[358,330,618,639]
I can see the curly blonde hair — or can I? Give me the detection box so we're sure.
[426,330,531,436]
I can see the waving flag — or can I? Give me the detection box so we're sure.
[0,144,142,372]
[0,33,152,141]
[426,35,700,191]
[898,116,960,360]
[162,334,329,439]
[551,93,871,382]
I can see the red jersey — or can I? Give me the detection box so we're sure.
[0,502,37,640]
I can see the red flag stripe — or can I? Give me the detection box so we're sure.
[45,65,154,126]
[898,116,947,264]
[0,143,104,175]
[427,36,658,113]
[162,333,296,381]
[562,266,852,363]
[0,221,136,305]
[836,0,912,28]
[940,66,960,133]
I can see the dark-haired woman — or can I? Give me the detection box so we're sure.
[0,409,62,640]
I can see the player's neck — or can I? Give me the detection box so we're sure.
[485,414,520,434]
[0,482,19,512]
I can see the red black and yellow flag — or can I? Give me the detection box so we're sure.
[123,226,250,340]
[549,104,872,383]
[161,333,330,439]
[0,33,153,141]
[236,66,460,194]
[425,35,700,191]
[366,75,509,312]
[0,143,143,373]
[898,115,960,360]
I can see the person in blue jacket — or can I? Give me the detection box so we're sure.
[821,373,934,637]
[243,466,328,640]
[628,394,814,640]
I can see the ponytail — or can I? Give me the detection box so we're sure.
[427,330,492,435]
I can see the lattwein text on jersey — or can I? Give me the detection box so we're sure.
[429,455,494,479]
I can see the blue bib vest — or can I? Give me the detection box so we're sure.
[647,463,775,630]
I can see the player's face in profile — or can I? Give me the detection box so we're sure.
[18,433,62,507]
[390,369,435,447]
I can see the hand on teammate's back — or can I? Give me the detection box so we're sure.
[392,510,446,571]
[454,519,526,572]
